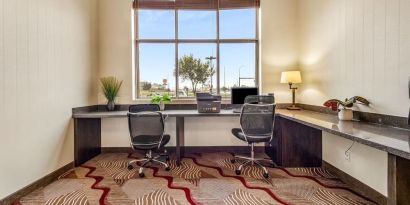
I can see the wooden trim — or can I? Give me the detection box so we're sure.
[0,162,74,204]
[393,155,410,205]
[134,0,260,10]
[176,117,185,165]
[387,154,397,205]
[74,118,101,166]
[323,161,387,205]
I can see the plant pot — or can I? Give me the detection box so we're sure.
[107,101,115,111]
[338,109,353,121]
[159,102,165,111]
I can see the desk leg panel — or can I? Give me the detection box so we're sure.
[176,117,185,166]
[74,118,101,166]
[388,154,410,205]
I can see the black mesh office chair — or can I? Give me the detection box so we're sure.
[231,95,276,179]
[127,104,170,177]
[244,95,275,104]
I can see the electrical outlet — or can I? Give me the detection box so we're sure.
[345,151,351,161]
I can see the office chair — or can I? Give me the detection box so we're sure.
[231,95,276,179]
[244,95,275,104]
[127,104,170,177]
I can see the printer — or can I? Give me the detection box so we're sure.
[196,93,222,113]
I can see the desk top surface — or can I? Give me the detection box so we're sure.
[72,108,410,160]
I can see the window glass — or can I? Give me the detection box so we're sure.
[220,43,256,97]
[178,44,217,96]
[178,10,217,39]
[220,9,256,39]
[139,44,176,97]
[138,10,175,39]
[136,7,258,98]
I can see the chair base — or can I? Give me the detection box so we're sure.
[231,144,275,179]
[128,150,170,177]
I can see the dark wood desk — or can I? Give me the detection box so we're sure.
[73,108,410,205]
[73,110,240,166]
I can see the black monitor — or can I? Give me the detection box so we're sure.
[231,87,259,105]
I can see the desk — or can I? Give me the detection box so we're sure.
[72,109,410,164]
[73,110,240,166]
[73,108,410,204]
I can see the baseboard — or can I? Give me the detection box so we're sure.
[322,161,387,205]
[0,162,74,205]
[101,146,265,154]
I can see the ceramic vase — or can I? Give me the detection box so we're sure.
[338,108,353,121]
[107,101,115,111]
[159,102,165,111]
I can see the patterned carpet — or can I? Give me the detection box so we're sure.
[15,152,377,205]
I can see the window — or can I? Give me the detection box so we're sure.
[134,1,259,98]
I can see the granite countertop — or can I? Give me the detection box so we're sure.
[72,108,410,160]
[277,110,410,160]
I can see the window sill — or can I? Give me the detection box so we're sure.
[133,98,232,104]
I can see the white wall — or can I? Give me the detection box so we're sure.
[298,0,410,117]
[322,132,388,196]
[0,0,98,199]
[102,117,249,148]
[98,0,134,104]
[260,0,299,103]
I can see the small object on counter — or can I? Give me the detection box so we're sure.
[323,96,370,121]
[196,93,221,113]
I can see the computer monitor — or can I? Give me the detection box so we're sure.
[231,87,259,105]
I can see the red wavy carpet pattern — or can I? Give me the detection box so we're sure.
[16,152,377,205]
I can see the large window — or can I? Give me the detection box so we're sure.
[134,1,259,98]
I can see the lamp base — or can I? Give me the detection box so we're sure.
[287,105,301,110]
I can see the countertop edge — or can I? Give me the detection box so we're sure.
[72,109,410,160]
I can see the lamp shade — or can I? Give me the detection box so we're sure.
[280,71,302,84]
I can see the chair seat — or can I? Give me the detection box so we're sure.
[231,128,271,143]
[131,134,170,150]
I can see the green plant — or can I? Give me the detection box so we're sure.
[177,54,214,94]
[151,93,172,104]
[142,82,152,91]
[100,76,123,102]
[324,96,370,111]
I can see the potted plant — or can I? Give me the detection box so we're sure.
[151,94,172,111]
[323,96,370,121]
[100,76,123,111]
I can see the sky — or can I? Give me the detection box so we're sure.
[138,8,256,94]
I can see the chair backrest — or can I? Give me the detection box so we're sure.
[127,104,164,147]
[244,95,274,104]
[129,104,160,113]
[240,103,276,141]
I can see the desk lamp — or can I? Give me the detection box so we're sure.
[281,71,302,110]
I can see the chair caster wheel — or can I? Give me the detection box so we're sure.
[165,166,171,171]
[235,169,241,175]
[139,172,145,178]
[230,159,236,164]
[127,164,133,170]
[263,173,269,179]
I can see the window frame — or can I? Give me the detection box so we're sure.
[134,7,259,99]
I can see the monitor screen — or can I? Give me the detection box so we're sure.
[231,87,259,105]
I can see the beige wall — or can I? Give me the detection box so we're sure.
[98,0,134,104]
[101,117,252,148]
[0,0,98,199]
[298,0,410,117]
[323,132,388,196]
[260,0,299,103]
